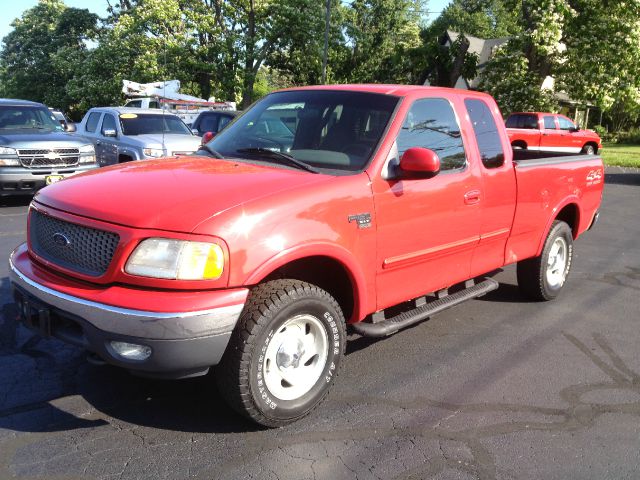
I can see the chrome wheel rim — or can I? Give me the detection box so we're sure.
[263,314,329,401]
[546,237,568,288]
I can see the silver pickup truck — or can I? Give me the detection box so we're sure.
[0,99,97,196]
[77,107,201,166]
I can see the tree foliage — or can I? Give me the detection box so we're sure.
[0,0,98,117]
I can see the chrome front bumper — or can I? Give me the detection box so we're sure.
[9,253,246,378]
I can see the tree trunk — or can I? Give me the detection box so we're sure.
[242,0,256,109]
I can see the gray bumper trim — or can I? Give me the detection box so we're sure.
[9,255,244,340]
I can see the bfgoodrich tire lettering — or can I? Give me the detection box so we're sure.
[517,220,574,301]
[216,279,346,427]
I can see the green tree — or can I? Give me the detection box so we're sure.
[478,0,573,114]
[0,0,98,116]
[333,0,425,83]
[561,0,640,130]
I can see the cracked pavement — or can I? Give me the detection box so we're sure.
[1,168,639,479]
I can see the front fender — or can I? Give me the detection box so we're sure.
[244,242,369,323]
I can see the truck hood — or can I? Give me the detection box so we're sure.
[34,156,331,232]
[128,133,201,153]
[0,130,90,148]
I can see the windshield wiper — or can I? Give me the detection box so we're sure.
[236,147,320,174]
[196,144,224,159]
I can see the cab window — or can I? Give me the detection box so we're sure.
[397,98,466,171]
[85,112,101,132]
[543,116,557,130]
[558,116,576,130]
[465,98,504,169]
[101,114,117,135]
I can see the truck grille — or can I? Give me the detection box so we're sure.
[18,148,80,168]
[29,209,120,277]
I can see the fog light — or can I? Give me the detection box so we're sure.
[110,341,152,361]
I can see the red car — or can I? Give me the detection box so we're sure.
[10,85,604,426]
[506,112,602,155]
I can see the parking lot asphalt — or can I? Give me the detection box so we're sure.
[0,167,639,480]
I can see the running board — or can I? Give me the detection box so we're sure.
[352,278,499,338]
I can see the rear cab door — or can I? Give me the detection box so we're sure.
[461,95,517,276]
[540,114,563,152]
[371,91,483,310]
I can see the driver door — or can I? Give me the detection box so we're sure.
[372,97,482,310]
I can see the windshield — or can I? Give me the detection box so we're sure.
[119,114,191,135]
[0,106,63,131]
[207,90,399,172]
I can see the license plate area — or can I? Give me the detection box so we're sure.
[13,288,52,337]
[45,175,64,185]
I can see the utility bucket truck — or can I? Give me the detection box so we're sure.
[122,80,235,125]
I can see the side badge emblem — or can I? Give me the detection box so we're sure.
[348,213,372,229]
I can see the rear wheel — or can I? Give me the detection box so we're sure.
[216,279,346,427]
[517,221,573,301]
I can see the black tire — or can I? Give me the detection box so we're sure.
[582,144,596,155]
[216,279,346,427]
[517,220,573,301]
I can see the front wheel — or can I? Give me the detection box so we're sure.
[216,279,346,427]
[582,144,596,155]
[517,220,574,301]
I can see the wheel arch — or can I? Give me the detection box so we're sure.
[243,244,369,323]
[511,140,527,149]
[536,200,581,256]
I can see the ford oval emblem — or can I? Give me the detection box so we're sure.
[52,232,71,247]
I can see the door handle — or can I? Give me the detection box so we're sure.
[96,140,102,145]
[464,190,481,205]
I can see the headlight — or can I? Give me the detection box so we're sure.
[78,144,96,164]
[125,238,224,280]
[143,148,164,158]
[0,146,19,166]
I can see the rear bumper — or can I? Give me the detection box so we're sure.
[0,164,97,195]
[9,245,248,378]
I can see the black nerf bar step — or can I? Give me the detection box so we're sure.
[352,278,499,338]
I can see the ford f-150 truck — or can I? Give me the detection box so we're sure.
[506,111,602,155]
[9,85,603,427]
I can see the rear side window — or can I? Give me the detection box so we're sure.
[198,114,219,134]
[505,113,538,129]
[397,98,466,171]
[101,114,117,134]
[465,99,505,169]
[85,112,101,132]
[543,116,556,129]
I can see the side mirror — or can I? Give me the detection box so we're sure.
[398,147,440,179]
[570,125,581,132]
[65,122,77,133]
[201,131,215,144]
[191,129,199,136]
[103,129,117,138]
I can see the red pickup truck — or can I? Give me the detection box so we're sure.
[10,85,603,427]
[506,112,602,155]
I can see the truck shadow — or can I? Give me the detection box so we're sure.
[0,195,32,208]
[605,171,640,186]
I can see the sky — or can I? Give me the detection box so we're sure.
[0,0,451,42]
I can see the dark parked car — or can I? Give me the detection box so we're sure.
[191,110,238,136]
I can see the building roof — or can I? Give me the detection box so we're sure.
[445,30,509,88]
